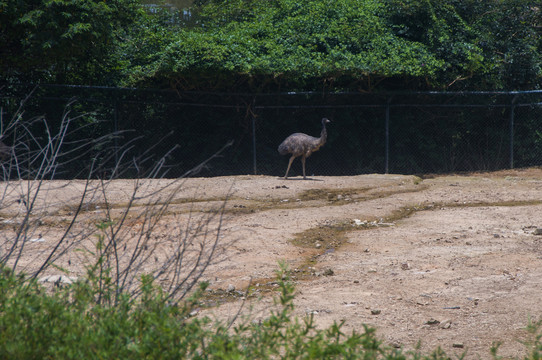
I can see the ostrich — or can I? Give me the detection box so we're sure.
[278,117,331,179]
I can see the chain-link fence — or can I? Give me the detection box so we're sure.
[1,84,541,179]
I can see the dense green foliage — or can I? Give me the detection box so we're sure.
[1,263,541,359]
[385,0,542,90]
[0,0,142,84]
[124,0,542,91]
[131,0,445,90]
[1,0,541,91]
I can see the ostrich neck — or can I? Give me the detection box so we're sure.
[319,125,328,144]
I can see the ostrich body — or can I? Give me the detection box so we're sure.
[278,117,330,179]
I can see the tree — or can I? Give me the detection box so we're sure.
[2,0,540,91]
[386,0,542,90]
[130,0,446,91]
[127,0,541,91]
[0,0,143,85]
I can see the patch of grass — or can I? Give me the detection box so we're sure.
[289,221,352,250]
[383,203,438,223]
[199,277,290,307]
[198,287,247,307]
[297,188,368,202]
[451,199,542,208]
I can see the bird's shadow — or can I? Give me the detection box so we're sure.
[277,177,324,182]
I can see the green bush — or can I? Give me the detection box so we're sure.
[0,264,541,359]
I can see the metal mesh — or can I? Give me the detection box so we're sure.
[1,85,541,179]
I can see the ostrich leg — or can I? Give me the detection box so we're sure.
[284,155,296,179]
[301,156,307,179]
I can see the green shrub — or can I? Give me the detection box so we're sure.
[0,264,541,359]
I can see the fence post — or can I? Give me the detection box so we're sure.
[113,92,119,177]
[385,97,392,174]
[251,98,257,175]
[509,96,517,169]
[252,115,257,174]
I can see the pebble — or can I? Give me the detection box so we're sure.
[371,309,381,315]
[440,319,452,329]
[38,275,77,286]
[227,284,235,293]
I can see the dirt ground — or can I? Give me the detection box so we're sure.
[2,168,542,358]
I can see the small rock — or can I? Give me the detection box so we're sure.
[323,268,334,276]
[534,228,542,235]
[38,275,76,286]
[440,319,452,329]
[315,242,322,249]
[226,284,235,293]
[371,309,381,315]
[401,263,410,270]
[452,343,464,348]
[305,309,319,315]
[425,318,440,325]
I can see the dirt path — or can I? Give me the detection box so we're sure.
[2,169,542,358]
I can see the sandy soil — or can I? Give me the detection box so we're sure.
[2,168,542,358]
